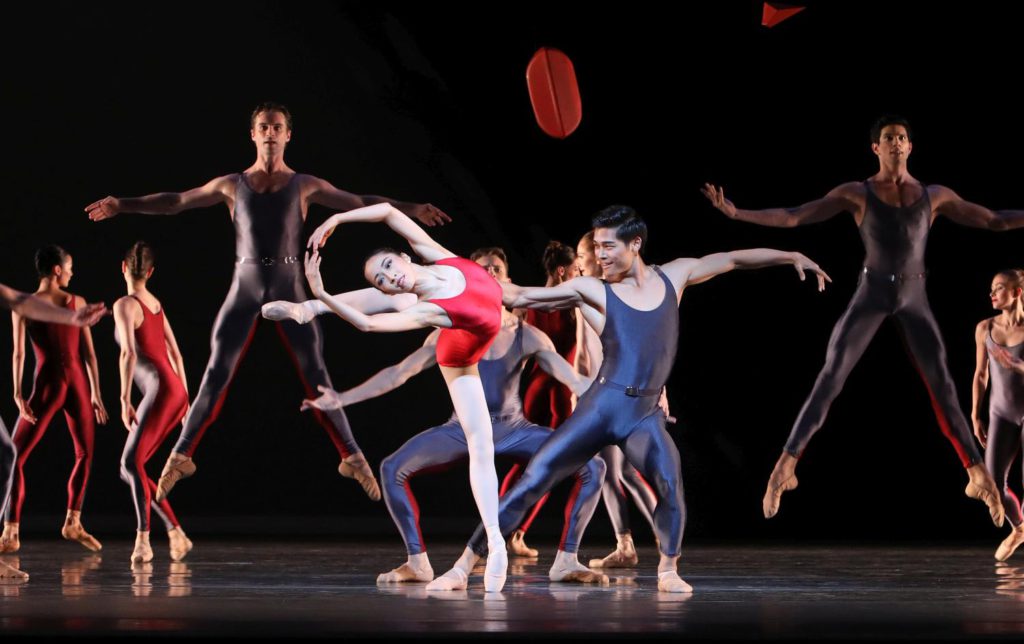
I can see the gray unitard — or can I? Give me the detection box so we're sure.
[170,174,360,459]
[984,324,1024,526]
[381,321,606,554]
[466,266,685,557]
[784,183,982,468]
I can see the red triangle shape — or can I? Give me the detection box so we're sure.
[762,3,805,28]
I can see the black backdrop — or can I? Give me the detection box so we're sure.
[3,1,1023,544]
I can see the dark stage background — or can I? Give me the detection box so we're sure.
[2,1,1022,545]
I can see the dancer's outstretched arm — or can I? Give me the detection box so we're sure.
[301,331,440,411]
[307,203,453,263]
[0,283,106,325]
[305,251,448,332]
[662,248,831,291]
[701,182,861,228]
[932,186,1024,231]
[262,288,419,325]
[85,175,236,220]
[305,176,450,226]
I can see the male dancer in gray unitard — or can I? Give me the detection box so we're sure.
[703,115,1024,523]
[86,102,449,502]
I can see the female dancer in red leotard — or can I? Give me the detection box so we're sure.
[303,203,508,592]
[113,242,194,564]
[2,245,109,554]
[0,282,106,579]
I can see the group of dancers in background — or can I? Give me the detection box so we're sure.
[1,104,1022,594]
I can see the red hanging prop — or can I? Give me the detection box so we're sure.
[526,47,582,139]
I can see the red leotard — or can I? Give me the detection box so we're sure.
[7,296,95,523]
[120,296,189,532]
[427,257,503,368]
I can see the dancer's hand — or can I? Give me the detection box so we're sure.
[14,396,36,424]
[788,253,831,292]
[85,196,121,221]
[308,219,338,250]
[973,416,988,448]
[659,388,677,425]
[304,251,326,297]
[71,302,109,327]
[411,203,452,227]
[700,183,737,219]
[121,400,138,431]
[990,345,1024,374]
[93,396,109,425]
[301,385,346,411]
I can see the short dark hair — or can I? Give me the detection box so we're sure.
[470,247,509,271]
[124,241,155,280]
[870,115,912,144]
[35,244,68,278]
[251,102,293,130]
[591,205,647,253]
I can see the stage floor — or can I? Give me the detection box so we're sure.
[3,540,1024,639]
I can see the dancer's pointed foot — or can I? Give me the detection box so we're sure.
[996,525,1024,562]
[339,453,381,501]
[549,551,609,584]
[507,529,538,558]
[261,300,314,324]
[0,558,27,580]
[168,527,193,562]
[966,463,1005,527]
[763,452,799,519]
[131,532,153,564]
[657,570,693,593]
[484,542,508,593]
[156,453,196,503]
[377,561,434,584]
[0,523,20,554]
[62,511,102,552]
[425,567,468,591]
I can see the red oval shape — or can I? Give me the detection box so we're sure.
[526,47,582,139]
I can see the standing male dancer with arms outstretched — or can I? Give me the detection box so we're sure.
[86,103,449,502]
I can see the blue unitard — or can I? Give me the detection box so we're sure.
[466,266,685,558]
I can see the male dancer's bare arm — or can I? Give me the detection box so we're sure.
[664,249,831,291]
[971,320,992,447]
[932,186,1024,231]
[305,176,451,226]
[305,251,447,332]
[500,277,604,311]
[302,333,440,412]
[77,297,109,425]
[308,203,453,264]
[114,299,140,431]
[522,325,591,398]
[84,175,235,220]
[701,182,861,227]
